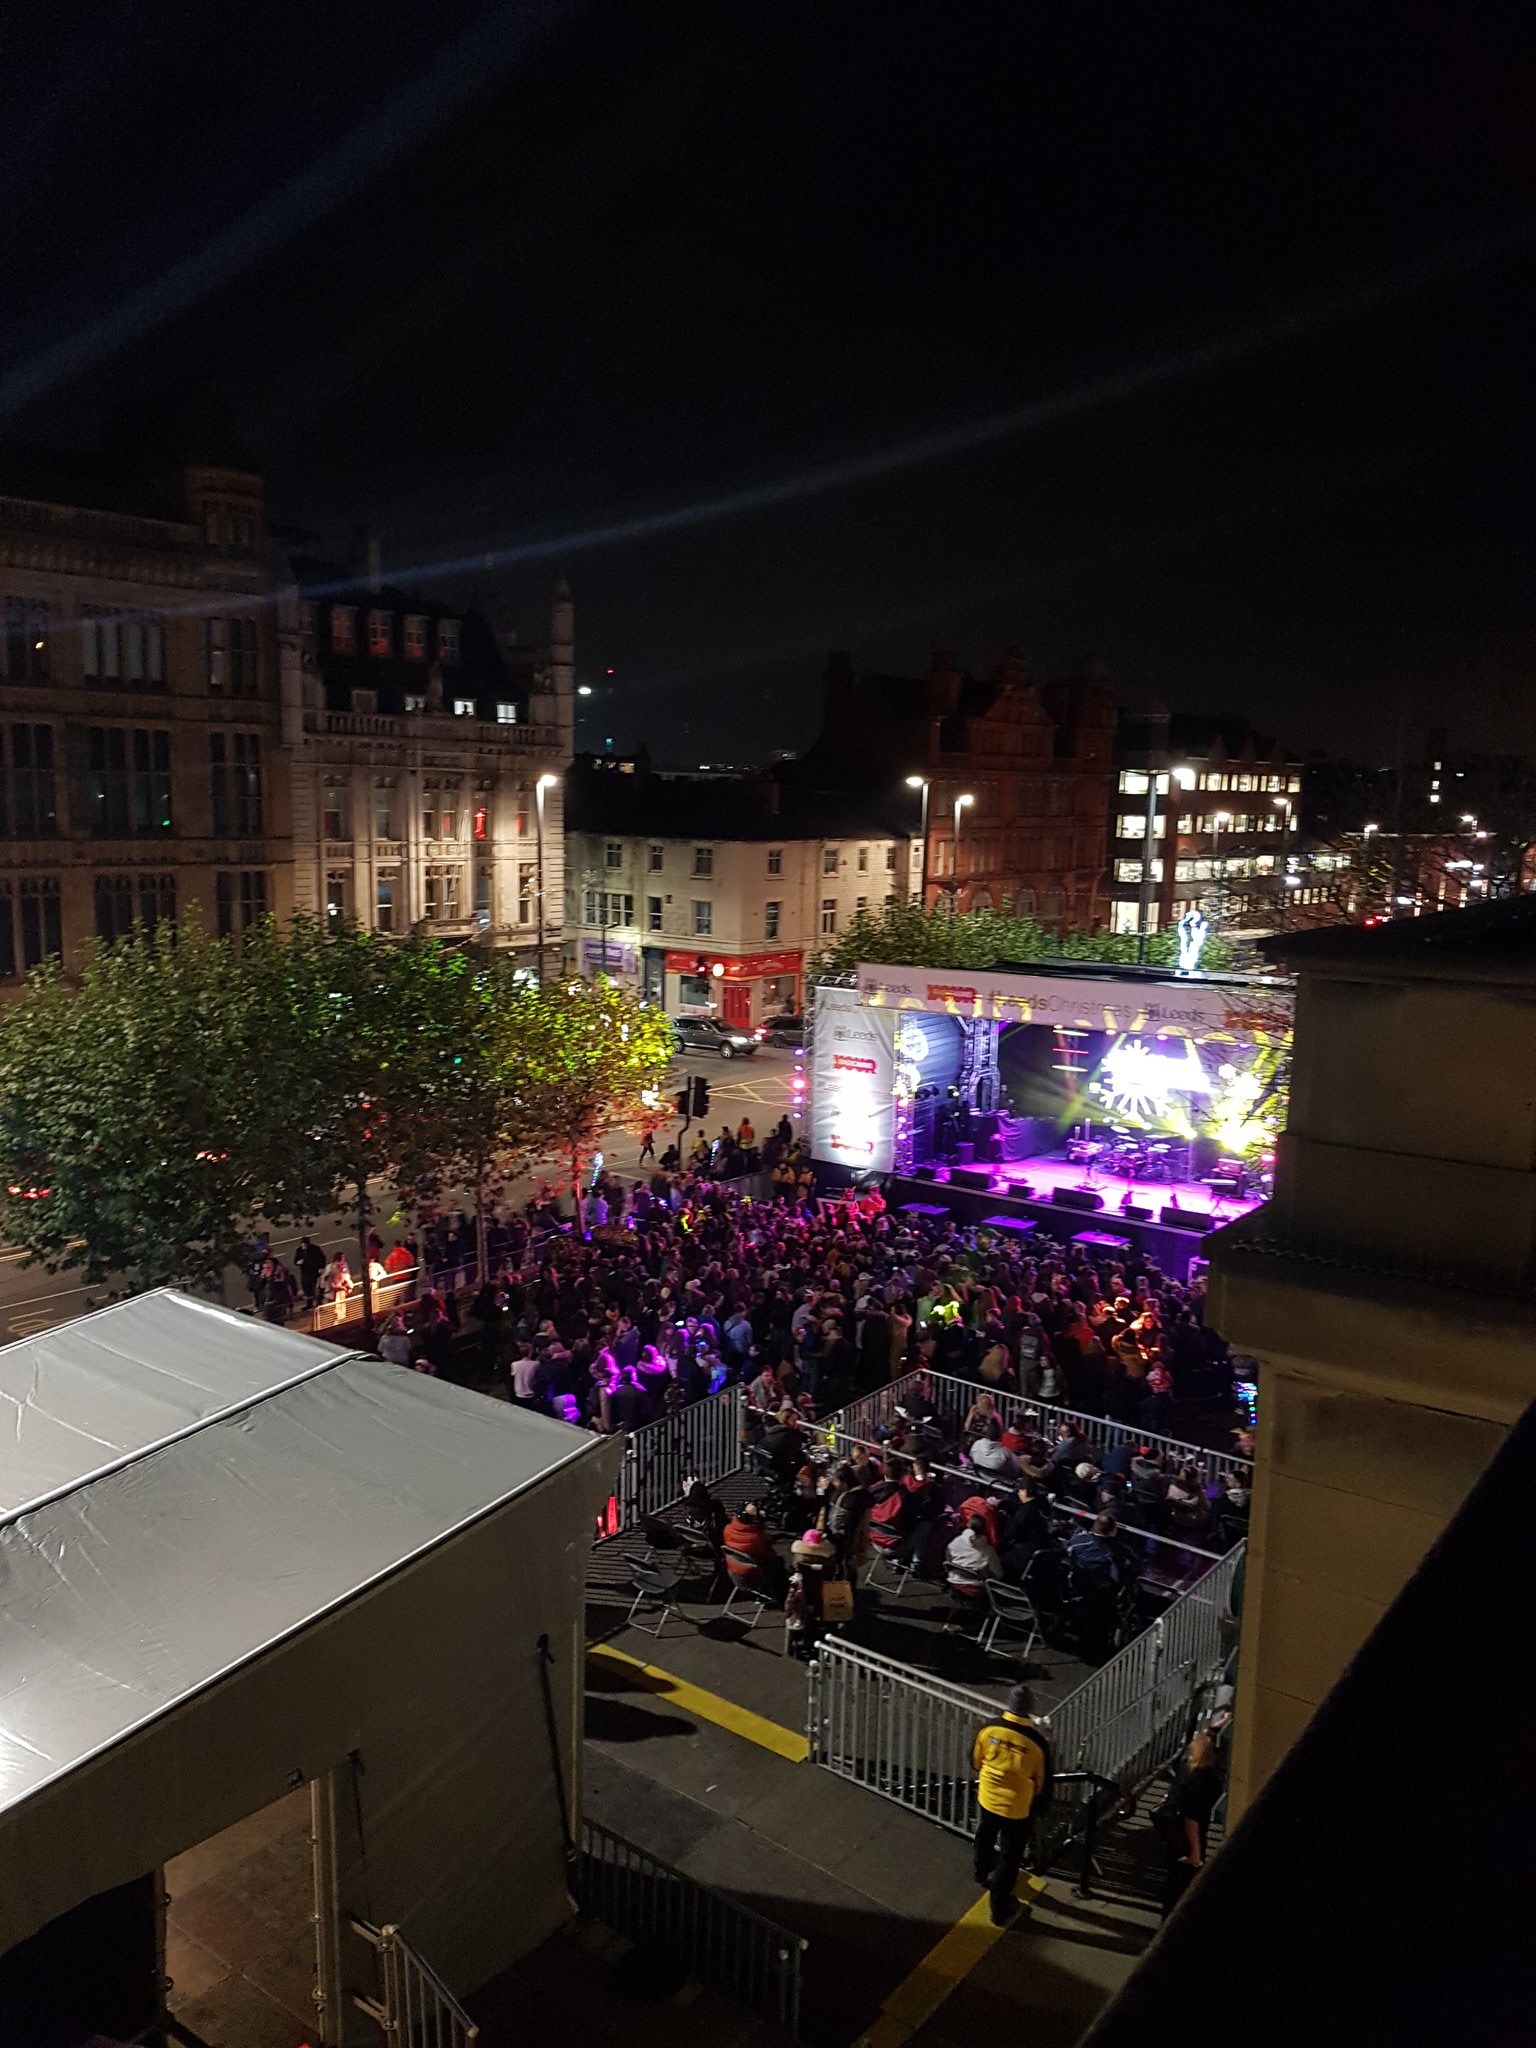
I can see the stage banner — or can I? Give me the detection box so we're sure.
[810,982,897,1172]
[854,961,1292,1045]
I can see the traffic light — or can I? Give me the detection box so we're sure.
[675,1086,690,1120]
[690,1075,710,1121]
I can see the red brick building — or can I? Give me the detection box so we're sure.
[796,648,1116,927]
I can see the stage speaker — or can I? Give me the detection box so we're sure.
[1122,1202,1153,1222]
[1160,1205,1212,1231]
[911,1165,937,1182]
[1001,1180,1034,1202]
[1051,1186,1104,1213]
[951,1166,994,1191]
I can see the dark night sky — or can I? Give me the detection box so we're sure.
[3,1,1533,766]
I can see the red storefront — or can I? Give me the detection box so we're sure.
[663,949,803,1025]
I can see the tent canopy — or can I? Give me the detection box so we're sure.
[0,1292,600,1823]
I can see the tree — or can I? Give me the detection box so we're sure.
[514,975,674,1231]
[811,898,1236,976]
[0,922,310,1291]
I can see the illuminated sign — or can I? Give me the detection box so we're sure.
[1096,1035,1212,1123]
[1175,907,1210,974]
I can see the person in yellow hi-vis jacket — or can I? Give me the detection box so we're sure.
[971,1683,1054,1924]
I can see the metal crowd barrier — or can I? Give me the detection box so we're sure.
[614,1385,745,1531]
[578,1818,807,2040]
[828,1364,1253,1490]
[806,1543,1243,1849]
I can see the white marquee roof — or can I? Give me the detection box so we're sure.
[0,1292,599,1822]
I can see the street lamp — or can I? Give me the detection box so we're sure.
[535,772,557,982]
[905,774,931,906]
[1273,795,1293,896]
[1211,810,1230,888]
[952,792,974,901]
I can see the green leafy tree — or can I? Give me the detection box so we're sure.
[515,975,674,1231]
[0,922,304,1291]
[812,899,1235,975]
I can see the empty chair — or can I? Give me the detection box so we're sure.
[978,1578,1043,1663]
[623,1552,686,1637]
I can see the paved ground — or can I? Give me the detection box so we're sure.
[163,1789,317,2048]
[560,1617,1161,2048]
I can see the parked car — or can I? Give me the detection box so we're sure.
[759,1012,804,1047]
[670,1016,763,1058]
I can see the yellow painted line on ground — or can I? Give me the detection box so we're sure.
[587,1642,810,1763]
[856,1874,1048,2048]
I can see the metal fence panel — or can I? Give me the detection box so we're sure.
[615,1386,745,1531]
[829,1365,1252,1490]
[807,1544,1244,1855]
[579,1818,807,2038]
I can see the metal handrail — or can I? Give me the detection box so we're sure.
[351,1916,479,2046]
[577,1817,807,2038]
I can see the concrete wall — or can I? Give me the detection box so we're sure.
[1210,962,1536,1814]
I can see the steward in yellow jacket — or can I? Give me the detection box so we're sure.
[971,1685,1053,1923]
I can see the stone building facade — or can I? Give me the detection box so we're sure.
[0,456,291,987]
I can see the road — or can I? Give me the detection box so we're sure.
[0,1045,803,1344]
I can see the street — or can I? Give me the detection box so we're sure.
[0,1046,802,1344]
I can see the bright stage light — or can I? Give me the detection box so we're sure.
[1096,1034,1211,1124]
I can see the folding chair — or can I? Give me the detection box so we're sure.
[864,1529,915,1597]
[623,1553,686,1636]
[721,1546,773,1627]
[979,1578,1042,1663]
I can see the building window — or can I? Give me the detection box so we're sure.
[855,896,867,914]
[764,900,781,940]
[207,616,258,695]
[330,605,357,654]
[496,701,519,724]
[2,725,57,837]
[214,870,268,937]
[437,618,461,664]
[297,601,317,640]
[94,873,175,943]
[583,887,598,925]
[83,609,163,687]
[649,844,664,872]
[403,615,427,660]
[404,692,426,714]
[210,732,263,836]
[20,877,61,968]
[822,846,838,874]
[82,727,173,837]
[322,779,350,840]
[518,862,535,925]
[4,599,49,681]
[325,873,349,926]
[820,899,837,934]
[452,697,475,717]
[691,846,713,877]
[766,847,782,876]
[425,868,463,922]
[474,803,488,840]
[692,900,712,935]
[0,882,13,978]
[374,872,397,934]
[885,845,897,871]
[373,780,397,840]
[605,841,623,869]
[474,866,492,929]
[857,845,869,872]
[647,895,663,932]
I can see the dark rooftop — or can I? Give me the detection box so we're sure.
[1262,894,1536,981]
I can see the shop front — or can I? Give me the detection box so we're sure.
[662,949,803,1024]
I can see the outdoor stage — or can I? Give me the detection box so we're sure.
[885,1152,1256,1279]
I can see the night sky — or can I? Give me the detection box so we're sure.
[3,1,1533,767]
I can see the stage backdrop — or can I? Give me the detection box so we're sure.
[809,982,897,1173]
[855,961,1293,1045]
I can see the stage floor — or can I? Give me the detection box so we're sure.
[925,1150,1264,1229]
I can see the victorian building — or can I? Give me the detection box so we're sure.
[0,447,291,988]
[794,648,1116,928]
[281,560,571,968]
